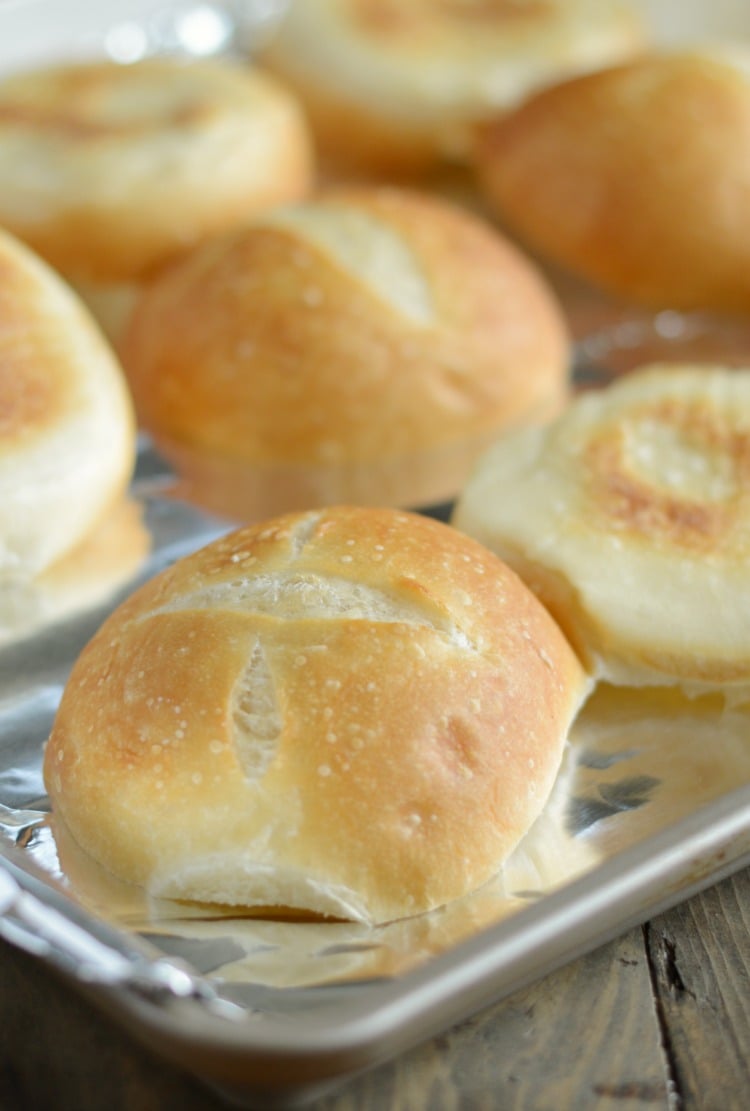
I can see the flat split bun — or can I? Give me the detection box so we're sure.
[0,57,314,336]
[0,226,136,582]
[262,0,646,174]
[476,47,750,312]
[121,185,570,519]
[453,363,750,698]
[43,505,589,925]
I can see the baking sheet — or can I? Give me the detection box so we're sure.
[3,1,750,1103]
[3,412,750,1105]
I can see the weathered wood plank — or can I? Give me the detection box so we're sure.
[0,921,670,1110]
[318,928,669,1111]
[646,868,750,1111]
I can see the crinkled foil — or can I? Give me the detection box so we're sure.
[3,427,750,995]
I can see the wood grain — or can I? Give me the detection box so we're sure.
[0,919,671,1111]
[646,868,750,1111]
[4,869,750,1109]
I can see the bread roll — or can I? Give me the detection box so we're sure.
[0,498,149,646]
[0,226,135,583]
[43,505,589,925]
[262,0,646,174]
[121,185,570,519]
[0,57,314,338]
[477,47,750,312]
[453,363,750,697]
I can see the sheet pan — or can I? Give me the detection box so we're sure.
[3,2,750,1104]
[3,412,750,1107]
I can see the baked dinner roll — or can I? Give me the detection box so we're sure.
[453,363,750,697]
[0,226,135,583]
[122,186,570,519]
[0,498,148,646]
[477,47,750,312]
[0,57,314,338]
[262,0,646,174]
[44,505,588,924]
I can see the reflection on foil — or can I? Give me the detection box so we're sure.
[572,309,750,386]
[4,681,750,993]
[2,447,750,1003]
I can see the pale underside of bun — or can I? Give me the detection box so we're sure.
[44,506,588,925]
[453,363,750,698]
[263,0,646,171]
[0,227,135,580]
[477,48,750,312]
[0,57,314,285]
[122,186,570,517]
[0,497,149,646]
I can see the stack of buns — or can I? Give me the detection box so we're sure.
[0,56,314,339]
[0,225,139,639]
[453,363,750,700]
[120,185,571,519]
[261,0,646,174]
[43,505,589,925]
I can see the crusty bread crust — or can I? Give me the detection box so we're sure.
[44,506,588,925]
[122,186,570,516]
[477,49,750,311]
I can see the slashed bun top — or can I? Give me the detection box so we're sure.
[453,364,750,698]
[0,227,135,580]
[476,47,750,312]
[262,0,646,171]
[0,56,314,285]
[121,185,570,517]
[43,505,588,925]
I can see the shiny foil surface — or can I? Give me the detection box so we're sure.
[3,377,750,999]
[4,4,750,1101]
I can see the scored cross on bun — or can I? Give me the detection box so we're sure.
[43,506,589,925]
[121,185,570,519]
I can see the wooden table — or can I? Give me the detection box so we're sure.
[1,863,749,1111]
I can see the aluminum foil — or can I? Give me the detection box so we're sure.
[3,4,750,1098]
[3,427,750,998]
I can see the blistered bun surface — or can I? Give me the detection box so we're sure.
[0,57,314,284]
[0,227,135,579]
[44,506,588,925]
[263,0,645,171]
[477,48,750,311]
[453,364,750,696]
[122,186,569,516]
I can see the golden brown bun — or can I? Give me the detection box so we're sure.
[121,186,570,519]
[44,505,589,925]
[0,226,136,581]
[453,363,750,699]
[477,47,750,312]
[0,56,314,336]
[262,0,646,175]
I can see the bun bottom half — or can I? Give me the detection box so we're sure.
[44,506,588,925]
[453,363,750,699]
